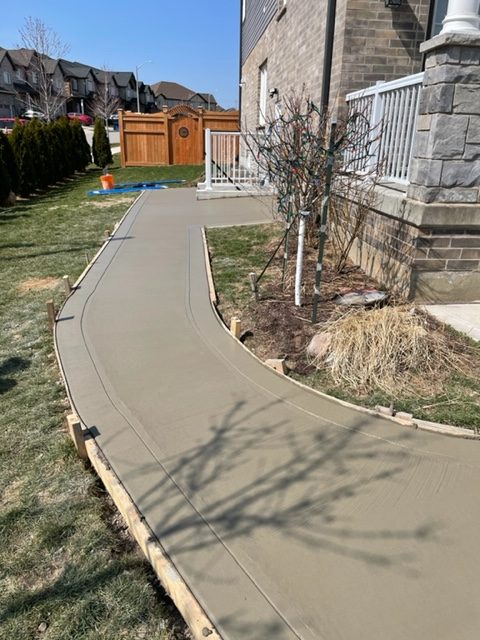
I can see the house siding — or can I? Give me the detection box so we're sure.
[241,0,277,65]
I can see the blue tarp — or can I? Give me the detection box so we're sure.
[88,179,186,196]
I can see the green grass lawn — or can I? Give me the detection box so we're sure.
[0,158,202,640]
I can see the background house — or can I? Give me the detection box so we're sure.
[0,46,222,119]
[112,72,137,112]
[151,81,221,111]
[59,60,97,114]
[0,49,16,116]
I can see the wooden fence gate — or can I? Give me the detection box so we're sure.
[119,106,239,167]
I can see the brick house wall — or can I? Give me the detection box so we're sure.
[241,0,431,129]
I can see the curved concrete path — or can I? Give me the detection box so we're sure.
[57,189,480,640]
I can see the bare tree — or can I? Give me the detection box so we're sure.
[18,17,69,121]
[242,90,381,309]
[88,68,122,127]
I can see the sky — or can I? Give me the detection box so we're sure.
[1,1,241,108]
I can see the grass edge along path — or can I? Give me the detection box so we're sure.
[0,161,202,640]
[206,223,480,431]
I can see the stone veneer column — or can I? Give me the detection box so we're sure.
[407,31,480,204]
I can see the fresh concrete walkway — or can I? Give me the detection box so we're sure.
[56,189,480,640]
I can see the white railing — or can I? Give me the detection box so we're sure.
[345,72,424,184]
[200,129,267,192]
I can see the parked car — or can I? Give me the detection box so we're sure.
[0,118,27,134]
[67,112,93,126]
[21,109,46,120]
[107,114,119,131]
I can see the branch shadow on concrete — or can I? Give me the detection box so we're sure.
[118,395,439,574]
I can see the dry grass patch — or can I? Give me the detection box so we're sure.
[310,306,474,396]
[88,196,134,209]
[18,277,60,294]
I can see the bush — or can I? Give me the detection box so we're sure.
[0,131,19,194]
[70,119,91,171]
[6,116,90,198]
[92,117,113,169]
[0,154,12,204]
[28,118,51,190]
[10,123,35,196]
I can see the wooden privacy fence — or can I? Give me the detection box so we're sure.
[118,106,239,167]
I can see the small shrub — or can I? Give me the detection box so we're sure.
[92,117,113,169]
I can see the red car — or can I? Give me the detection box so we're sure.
[0,117,27,134]
[67,112,93,126]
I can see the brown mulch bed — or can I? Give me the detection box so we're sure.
[220,238,381,374]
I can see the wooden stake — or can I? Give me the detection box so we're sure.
[230,316,242,339]
[66,414,88,461]
[249,272,258,301]
[46,299,56,331]
[63,275,71,296]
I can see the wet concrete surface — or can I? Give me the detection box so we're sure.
[56,189,480,640]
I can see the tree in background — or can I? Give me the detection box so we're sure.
[88,68,121,128]
[92,117,113,169]
[18,17,69,121]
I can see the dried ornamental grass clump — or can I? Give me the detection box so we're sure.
[309,306,468,395]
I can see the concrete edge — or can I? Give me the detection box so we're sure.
[84,437,222,640]
[201,226,480,441]
[52,199,223,640]
[72,192,145,290]
[201,227,218,306]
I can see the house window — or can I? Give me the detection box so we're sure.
[71,78,78,91]
[259,61,268,126]
[242,0,246,22]
[3,71,12,84]
[16,69,22,80]
[31,72,38,84]
[430,0,448,36]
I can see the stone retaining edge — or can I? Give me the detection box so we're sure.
[201,226,480,441]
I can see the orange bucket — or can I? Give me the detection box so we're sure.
[100,174,115,190]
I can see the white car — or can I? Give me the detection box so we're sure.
[22,109,46,120]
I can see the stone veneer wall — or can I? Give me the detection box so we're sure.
[408,33,480,204]
[336,188,480,302]
[334,194,419,297]
[241,0,430,130]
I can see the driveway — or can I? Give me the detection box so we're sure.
[56,188,480,640]
[82,125,120,148]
